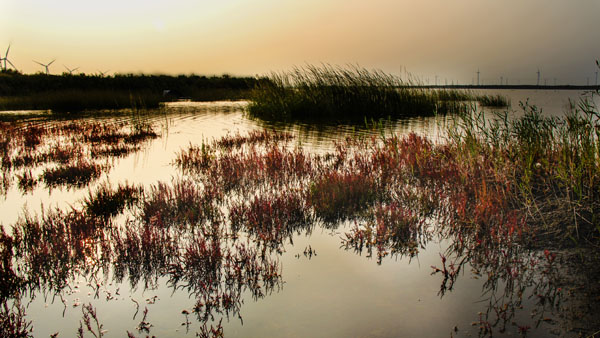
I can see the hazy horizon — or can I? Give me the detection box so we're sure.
[2,0,599,85]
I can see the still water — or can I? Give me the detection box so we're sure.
[0,90,596,337]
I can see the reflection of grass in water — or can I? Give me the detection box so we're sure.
[247,64,471,122]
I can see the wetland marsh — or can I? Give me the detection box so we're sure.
[0,87,599,338]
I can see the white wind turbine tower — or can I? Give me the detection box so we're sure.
[64,65,80,75]
[1,44,18,71]
[33,59,56,75]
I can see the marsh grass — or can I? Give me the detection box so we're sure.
[476,94,510,107]
[42,161,103,188]
[308,171,378,222]
[0,300,32,338]
[2,88,600,336]
[247,64,470,122]
[0,72,259,111]
[83,182,142,219]
[0,119,158,193]
[447,93,600,245]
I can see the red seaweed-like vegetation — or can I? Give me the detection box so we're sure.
[1,90,599,336]
[0,118,158,194]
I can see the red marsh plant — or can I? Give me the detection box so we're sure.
[446,98,600,245]
[83,182,142,219]
[77,303,105,338]
[22,123,44,150]
[215,129,293,150]
[177,141,313,195]
[112,221,178,288]
[0,229,24,300]
[308,170,378,222]
[343,203,426,264]
[175,141,215,173]
[140,179,223,228]
[0,300,32,338]
[1,119,159,194]
[42,161,103,188]
[16,170,36,193]
[229,189,311,250]
[89,142,141,159]
[10,207,108,294]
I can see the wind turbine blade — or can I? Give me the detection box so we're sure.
[33,60,44,66]
[5,44,10,57]
[48,59,56,66]
[6,59,17,71]
[73,67,79,71]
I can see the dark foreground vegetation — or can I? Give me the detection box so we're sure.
[0,71,262,111]
[0,86,599,336]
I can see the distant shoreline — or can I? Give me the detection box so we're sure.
[408,84,600,90]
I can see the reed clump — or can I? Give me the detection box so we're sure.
[477,94,510,107]
[247,64,470,122]
[83,182,142,219]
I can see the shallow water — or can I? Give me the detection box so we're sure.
[1,91,596,337]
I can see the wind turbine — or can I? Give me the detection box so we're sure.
[33,59,56,75]
[1,44,18,71]
[63,65,79,75]
[97,69,110,77]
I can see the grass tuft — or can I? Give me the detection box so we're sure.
[247,64,470,122]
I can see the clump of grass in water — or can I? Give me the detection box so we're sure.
[247,64,470,122]
[16,170,36,193]
[83,182,142,219]
[477,94,510,107]
[42,161,102,188]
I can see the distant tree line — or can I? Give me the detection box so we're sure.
[0,71,265,99]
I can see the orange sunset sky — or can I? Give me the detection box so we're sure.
[2,0,599,84]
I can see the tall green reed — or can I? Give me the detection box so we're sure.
[447,91,600,244]
[247,64,470,122]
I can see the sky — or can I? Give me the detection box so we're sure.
[2,0,600,85]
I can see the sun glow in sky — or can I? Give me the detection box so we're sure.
[2,0,599,84]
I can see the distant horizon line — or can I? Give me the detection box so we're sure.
[1,69,599,89]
